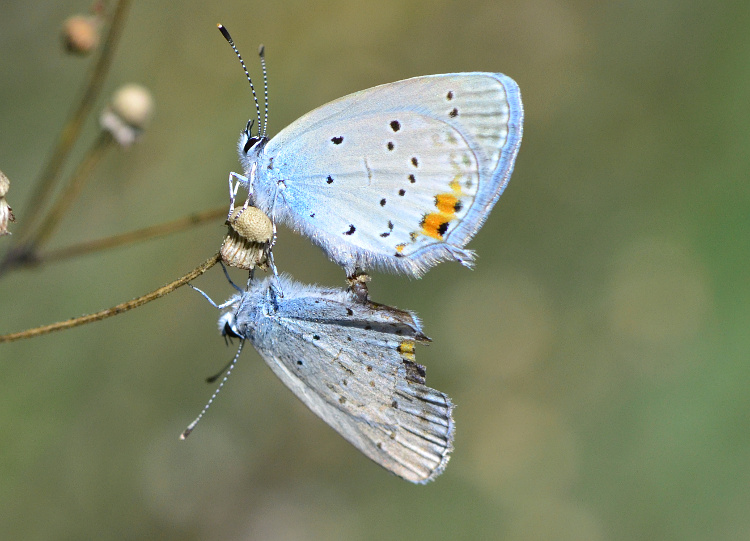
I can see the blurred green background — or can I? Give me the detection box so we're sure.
[1,1,748,539]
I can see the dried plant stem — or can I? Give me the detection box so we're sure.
[0,252,220,343]
[15,0,132,241]
[0,131,115,274]
[35,206,227,266]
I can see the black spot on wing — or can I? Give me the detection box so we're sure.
[344,224,356,235]
[331,136,343,145]
[380,220,394,238]
[403,359,427,384]
[390,120,400,132]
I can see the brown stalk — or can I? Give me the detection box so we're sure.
[0,252,220,343]
[35,206,227,266]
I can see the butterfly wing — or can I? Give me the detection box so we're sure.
[237,276,454,483]
[253,72,523,276]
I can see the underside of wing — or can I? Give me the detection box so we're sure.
[256,73,523,276]
[249,280,455,483]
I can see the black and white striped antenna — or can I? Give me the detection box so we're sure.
[258,44,269,136]
[217,24,266,138]
[180,341,245,439]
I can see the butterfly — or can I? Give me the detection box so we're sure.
[220,27,524,278]
[189,273,455,484]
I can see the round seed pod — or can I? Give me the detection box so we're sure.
[100,84,154,146]
[220,206,273,270]
[62,15,100,55]
[0,169,15,236]
[228,206,273,244]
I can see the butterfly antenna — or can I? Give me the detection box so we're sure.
[218,24,262,138]
[258,44,269,137]
[180,341,245,439]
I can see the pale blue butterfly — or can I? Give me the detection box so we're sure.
[185,272,454,484]
[220,25,524,278]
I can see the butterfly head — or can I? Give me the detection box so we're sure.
[218,305,242,339]
[239,119,268,157]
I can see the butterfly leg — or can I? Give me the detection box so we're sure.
[186,283,237,309]
[189,262,242,307]
[263,219,279,277]
[220,261,244,293]
[227,171,249,218]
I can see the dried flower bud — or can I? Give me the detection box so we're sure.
[228,206,273,243]
[0,170,9,197]
[100,84,155,147]
[62,15,101,55]
[0,169,16,236]
[220,206,273,270]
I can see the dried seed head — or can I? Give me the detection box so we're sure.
[228,206,273,243]
[111,84,154,128]
[62,15,101,55]
[220,206,273,270]
[0,169,16,236]
[100,84,154,146]
[0,169,9,197]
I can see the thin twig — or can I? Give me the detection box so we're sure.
[0,252,221,343]
[14,0,132,241]
[0,131,116,274]
[35,206,227,266]
[32,130,114,250]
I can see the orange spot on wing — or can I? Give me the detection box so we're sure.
[421,213,451,240]
[397,340,416,361]
[435,193,459,215]
[397,341,415,354]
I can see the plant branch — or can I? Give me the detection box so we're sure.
[32,130,115,250]
[0,252,220,343]
[15,0,132,241]
[35,206,227,266]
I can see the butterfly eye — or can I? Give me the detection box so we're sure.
[243,135,261,154]
[222,320,241,339]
